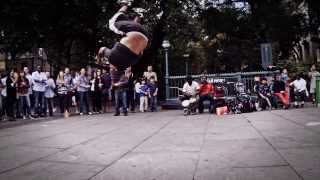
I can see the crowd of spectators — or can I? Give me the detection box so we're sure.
[0,65,159,122]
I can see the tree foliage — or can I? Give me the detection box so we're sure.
[0,0,318,74]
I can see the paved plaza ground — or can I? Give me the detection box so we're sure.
[0,108,319,180]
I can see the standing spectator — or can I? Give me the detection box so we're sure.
[64,67,74,114]
[6,70,17,121]
[56,71,69,116]
[111,67,129,116]
[148,76,158,112]
[308,64,320,104]
[90,70,103,113]
[0,74,4,120]
[126,67,135,112]
[101,68,112,113]
[258,78,273,110]
[198,76,214,113]
[45,72,55,117]
[72,71,80,114]
[0,73,7,121]
[280,68,289,83]
[134,79,141,107]
[32,66,47,117]
[77,68,91,115]
[23,67,33,113]
[13,72,21,118]
[143,65,158,82]
[139,78,149,112]
[290,74,308,108]
[17,71,31,119]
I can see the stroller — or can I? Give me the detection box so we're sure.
[231,82,255,114]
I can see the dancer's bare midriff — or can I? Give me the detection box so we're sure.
[120,33,148,56]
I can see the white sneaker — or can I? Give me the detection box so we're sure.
[80,113,84,116]
[118,0,132,6]
[89,112,93,115]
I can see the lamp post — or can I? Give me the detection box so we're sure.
[183,53,190,76]
[162,40,171,101]
[38,48,44,68]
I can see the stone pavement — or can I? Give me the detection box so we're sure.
[0,108,319,180]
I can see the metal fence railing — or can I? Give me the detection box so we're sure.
[167,71,280,100]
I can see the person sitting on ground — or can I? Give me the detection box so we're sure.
[290,74,309,108]
[97,3,149,71]
[198,76,214,113]
[258,77,273,110]
[272,74,289,109]
[181,75,200,115]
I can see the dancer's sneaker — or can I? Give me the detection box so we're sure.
[118,0,132,6]
[133,7,146,18]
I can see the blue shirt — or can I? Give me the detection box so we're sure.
[139,84,149,96]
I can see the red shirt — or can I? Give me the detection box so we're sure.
[199,83,214,96]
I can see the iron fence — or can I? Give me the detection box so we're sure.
[167,71,280,100]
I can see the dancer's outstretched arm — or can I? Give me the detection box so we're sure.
[108,6,128,35]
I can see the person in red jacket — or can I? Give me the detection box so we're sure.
[198,76,215,113]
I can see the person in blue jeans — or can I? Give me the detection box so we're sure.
[148,76,158,112]
[139,78,149,112]
[31,66,47,117]
[112,68,129,116]
[77,68,91,115]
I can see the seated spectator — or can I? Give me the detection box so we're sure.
[258,77,273,110]
[272,75,289,109]
[198,76,214,113]
[181,75,200,115]
[290,74,308,108]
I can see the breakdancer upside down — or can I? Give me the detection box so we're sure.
[98,5,149,71]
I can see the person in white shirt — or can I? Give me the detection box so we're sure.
[290,74,308,108]
[44,72,56,116]
[182,76,200,97]
[0,74,6,121]
[134,79,141,106]
[181,75,200,114]
[31,65,47,117]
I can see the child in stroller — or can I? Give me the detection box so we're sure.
[232,82,255,114]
